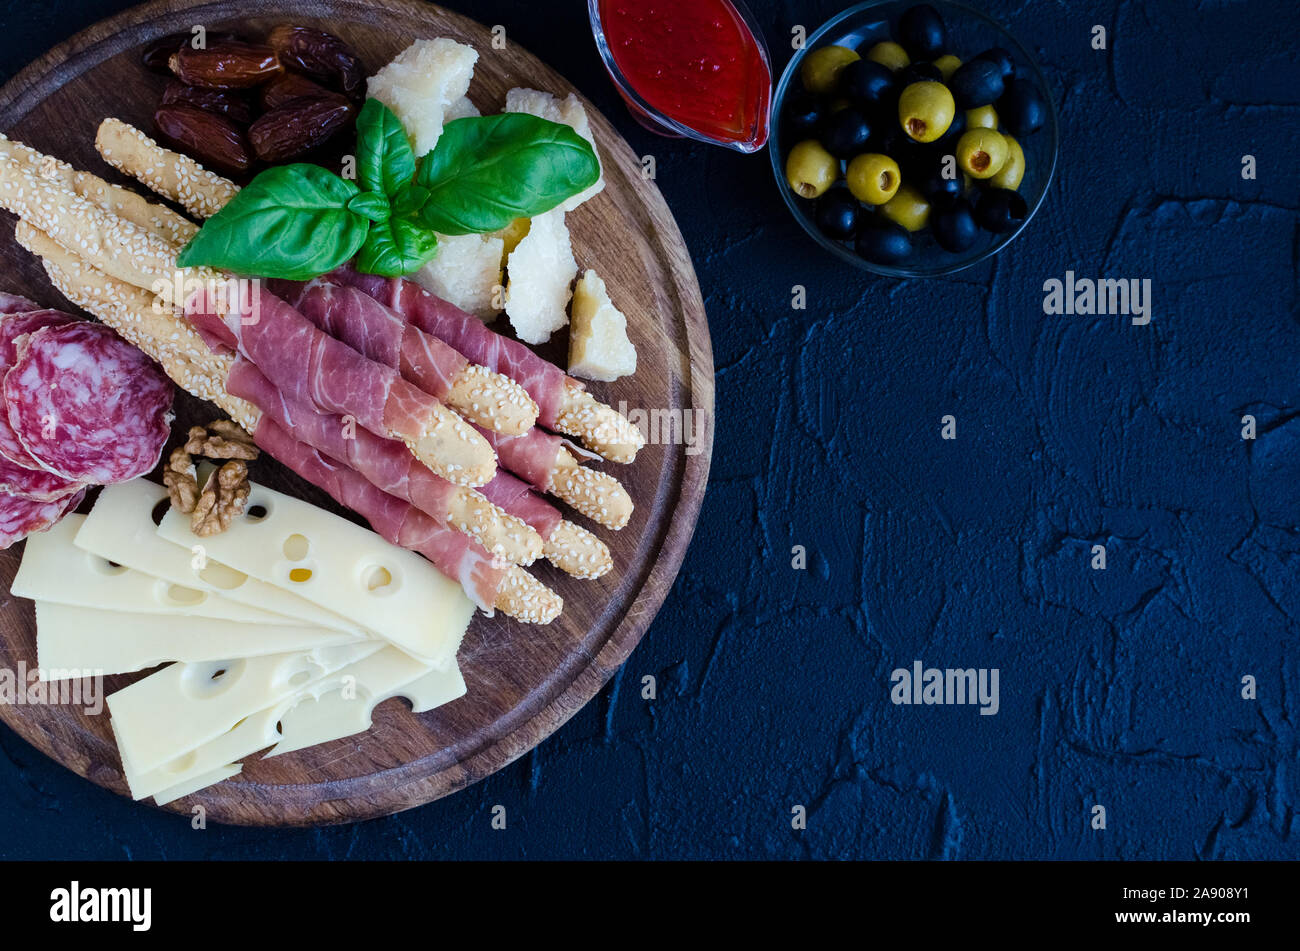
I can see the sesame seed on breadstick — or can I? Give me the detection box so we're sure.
[444,361,538,436]
[96,118,238,221]
[446,485,543,566]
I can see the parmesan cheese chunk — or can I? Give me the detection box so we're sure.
[445,95,480,121]
[568,270,637,382]
[504,87,605,210]
[504,207,576,344]
[368,39,478,156]
[413,231,504,322]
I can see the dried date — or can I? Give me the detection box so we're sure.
[154,103,252,174]
[169,40,281,89]
[260,71,343,111]
[248,95,354,162]
[267,25,364,99]
[162,80,254,125]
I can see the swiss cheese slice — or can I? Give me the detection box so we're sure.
[14,515,322,627]
[108,640,381,776]
[36,602,359,678]
[121,648,464,803]
[156,478,474,667]
[76,480,365,637]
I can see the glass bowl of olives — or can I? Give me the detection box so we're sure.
[771,0,1058,277]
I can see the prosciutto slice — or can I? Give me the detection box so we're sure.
[472,423,564,491]
[226,358,458,521]
[477,471,564,541]
[186,284,443,445]
[272,279,470,401]
[252,416,506,612]
[325,264,572,427]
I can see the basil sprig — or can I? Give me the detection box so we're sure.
[177,99,600,280]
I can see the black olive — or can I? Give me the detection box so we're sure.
[784,90,825,136]
[998,78,1046,136]
[973,47,1016,80]
[880,124,928,178]
[820,107,873,158]
[897,62,942,86]
[914,157,963,203]
[897,4,947,60]
[974,188,1028,233]
[855,218,913,263]
[932,197,979,251]
[948,58,1005,109]
[814,188,861,240]
[839,59,895,107]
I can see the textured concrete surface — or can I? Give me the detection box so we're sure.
[0,0,1297,859]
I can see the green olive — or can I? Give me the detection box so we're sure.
[967,105,998,129]
[989,134,1025,189]
[878,183,930,232]
[846,153,901,205]
[785,140,839,198]
[933,54,962,82]
[956,128,1009,179]
[801,45,860,94]
[865,41,910,72]
[828,97,853,114]
[898,81,955,143]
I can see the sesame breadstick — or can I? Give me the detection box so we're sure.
[548,448,633,530]
[554,381,646,463]
[0,150,216,299]
[95,118,238,221]
[0,133,196,245]
[496,565,564,624]
[544,519,613,579]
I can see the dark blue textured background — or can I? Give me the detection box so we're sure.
[0,0,1297,860]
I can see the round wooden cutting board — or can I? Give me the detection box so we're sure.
[0,0,712,824]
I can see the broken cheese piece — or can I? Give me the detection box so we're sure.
[569,269,637,382]
[413,231,504,321]
[504,87,605,211]
[367,39,477,156]
[504,207,576,344]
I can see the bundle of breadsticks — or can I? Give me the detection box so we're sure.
[0,121,647,624]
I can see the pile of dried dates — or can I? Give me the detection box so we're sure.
[144,26,364,176]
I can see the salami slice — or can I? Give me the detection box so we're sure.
[0,293,41,315]
[0,310,76,468]
[0,486,85,549]
[0,452,81,501]
[4,322,173,483]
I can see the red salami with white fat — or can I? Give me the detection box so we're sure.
[4,322,173,483]
[0,486,84,549]
[0,293,40,315]
[0,452,81,501]
[0,309,77,469]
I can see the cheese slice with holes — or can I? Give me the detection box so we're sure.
[156,478,474,666]
[108,640,381,776]
[36,602,358,677]
[121,648,464,803]
[75,480,364,636]
[14,515,324,627]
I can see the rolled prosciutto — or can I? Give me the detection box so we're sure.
[186,283,494,486]
[324,264,571,428]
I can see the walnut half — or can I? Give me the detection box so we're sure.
[163,446,200,514]
[191,460,251,537]
[184,420,258,460]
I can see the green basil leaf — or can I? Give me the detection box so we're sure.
[391,182,430,218]
[356,98,416,196]
[348,191,391,223]
[356,218,439,277]
[414,114,599,235]
[177,164,368,280]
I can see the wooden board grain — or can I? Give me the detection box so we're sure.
[0,0,712,825]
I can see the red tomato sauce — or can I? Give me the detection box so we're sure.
[598,0,770,147]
